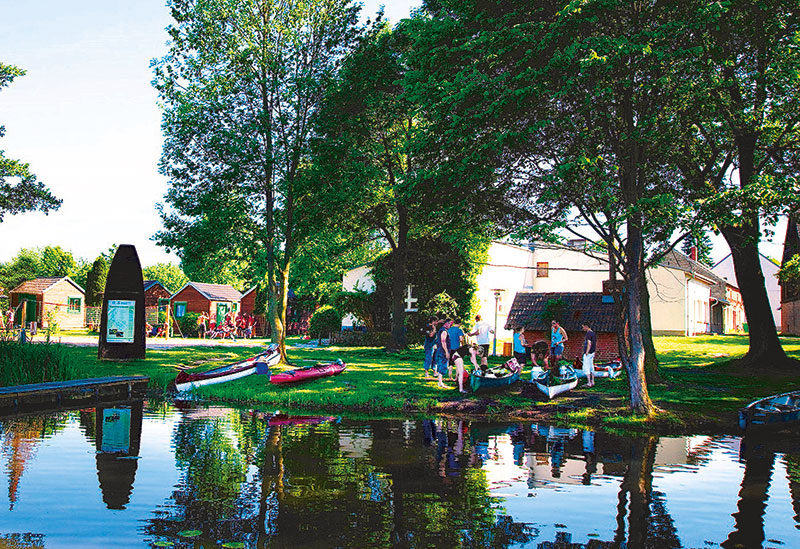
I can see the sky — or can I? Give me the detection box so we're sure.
[0,0,420,267]
[0,0,788,268]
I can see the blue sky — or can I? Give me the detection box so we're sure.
[0,1,419,266]
[0,0,787,267]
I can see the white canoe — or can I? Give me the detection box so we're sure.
[534,366,579,399]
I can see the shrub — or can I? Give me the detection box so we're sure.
[179,312,200,338]
[308,305,341,342]
[338,330,392,347]
[0,341,76,386]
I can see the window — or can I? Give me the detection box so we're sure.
[68,297,81,313]
[536,262,549,278]
[404,284,418,312]
[174,302,187,318]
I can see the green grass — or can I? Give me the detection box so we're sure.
[5,334,800,433]
[0,341,79,386]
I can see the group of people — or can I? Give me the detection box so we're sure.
[423,314,599,390]
[422,314,495,393]
[513,319,597,386]
[197,311,258,340]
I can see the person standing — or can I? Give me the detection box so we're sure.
[447,319,465,380]
[422,316,437,378]
[434,319,452,388]
[197,311,208,339]
[513,326,530,369]
[550,320,568,369]
[469,314,494,369]
[581,321,596,387]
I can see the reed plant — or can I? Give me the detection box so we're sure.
[0,341,78,386]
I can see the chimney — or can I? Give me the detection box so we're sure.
[690,246,698,262]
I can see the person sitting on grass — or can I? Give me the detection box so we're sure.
[529,340,550,379]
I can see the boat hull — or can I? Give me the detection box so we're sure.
[270,361,346,384]
[175,345,280,392]
[533,367,579,399]
[739,390,800,430]
[593,361,623,379]
[470,359,520,393]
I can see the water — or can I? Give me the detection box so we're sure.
[0,401,797,548]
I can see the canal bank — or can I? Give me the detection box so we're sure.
[6,334,799,435]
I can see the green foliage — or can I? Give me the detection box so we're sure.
[85,256,108,307]
[0,341,76,386]
[39,246,76,278]
[420,292,459,321]
[778,255,800,285]
[540,298,566,326]
[681,231,714,267]
[179,312,200,338]
[142,263,188,294]
[0,248,40,292]
[0,63,62,222]
[43,308,59,341]
[308,305,342,340]
[335,289,376,330]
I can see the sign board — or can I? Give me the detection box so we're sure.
[101,408,131,454]
[106,300,136,343]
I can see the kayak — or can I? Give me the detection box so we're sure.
[738,389,800,430]
[175,344,280,392]
[270,359,347,385]
[533,366,579,399]
[593,360,623,378]
[470,358,520,393]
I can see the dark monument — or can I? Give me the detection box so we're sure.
[94,401,144,509]
[98,244,146,359]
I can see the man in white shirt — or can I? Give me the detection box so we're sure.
[469,314,494,369]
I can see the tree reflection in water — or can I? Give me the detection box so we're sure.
[140,408,800,548]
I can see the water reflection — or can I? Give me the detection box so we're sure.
[0,405,797,547]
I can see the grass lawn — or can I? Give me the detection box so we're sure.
[11,334,800,433]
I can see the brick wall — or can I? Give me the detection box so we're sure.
[144,285,172,308]
[171,287,212,317]
[523,329,619,362]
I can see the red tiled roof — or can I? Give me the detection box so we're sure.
[505,292,619,333]
[188,282,242,302]
[10,277,83,295]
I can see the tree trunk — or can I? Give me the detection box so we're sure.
[640,280,663,384]
[389,205,409,350]
[718,132,793,369]
[275,266,289,362]
[722,442,775,548]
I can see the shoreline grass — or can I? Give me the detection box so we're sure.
[3,334,799,434]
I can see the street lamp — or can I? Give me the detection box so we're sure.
[491,289,504,356]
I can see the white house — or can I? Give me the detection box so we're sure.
[713,253,781,328]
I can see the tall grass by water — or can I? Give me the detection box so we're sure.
[0,341,77,386]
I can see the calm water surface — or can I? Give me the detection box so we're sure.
[0,401,797,548]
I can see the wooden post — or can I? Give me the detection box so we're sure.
[19,301,27,343]
[164,302,171,339]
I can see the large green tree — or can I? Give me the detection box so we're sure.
[85,256,108,307]
[671,0,800,368]
[153,0,363,360]
[142,262,189,294]
[0,63,61,222]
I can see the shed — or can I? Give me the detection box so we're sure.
[505,292,619,361]
[9,277,86,329]
[143,280,172,308]
[170,282,242,326]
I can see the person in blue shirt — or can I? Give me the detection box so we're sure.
[447,319,465,380]
[513,326,530,369]
[434,319,452,388]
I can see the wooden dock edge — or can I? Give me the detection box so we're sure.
[0,376,150,415]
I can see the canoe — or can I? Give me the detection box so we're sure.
[175,344,280,392]
[593,360,623,379]
[470,358,520,393]
[738,389,800,430]
[533,366,579,399]
[270,359,346,385]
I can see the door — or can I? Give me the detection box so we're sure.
[216,303,229,325]
[15,293,38,325]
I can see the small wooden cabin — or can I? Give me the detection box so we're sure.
[170,282,242,326]
[505,292,619,361]
[143,280,172,308]
[9,277,86,329]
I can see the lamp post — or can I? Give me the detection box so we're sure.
[491,289,504,356]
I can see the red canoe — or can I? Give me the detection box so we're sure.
[270,359,347,385]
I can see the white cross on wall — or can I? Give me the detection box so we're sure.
[405,284,418,312]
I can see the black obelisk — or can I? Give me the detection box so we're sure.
[98,244,146,359]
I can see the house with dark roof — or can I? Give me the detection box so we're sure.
[170,282,243,326]
[9,276,86,329]
[505,292,619,361]
[713,251,780,328]
[780,216,800,335]
[143,280,172,308]
[650,250,744,335]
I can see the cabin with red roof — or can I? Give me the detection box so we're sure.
[170,282,242,326]
[9,277,86,329]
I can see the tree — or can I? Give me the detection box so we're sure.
[0,248,41,292]
[681,230,714,267]
[142,263,188,294]
[671,0,800,368]
[0,63,61,222]
[85,256,109,307]
[39,246,76,278]
[153,0,363,361]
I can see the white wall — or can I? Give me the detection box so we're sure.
[341,265,375,328]
[648,266,689,335]
[713,254,781,327]
[529,245,607,293]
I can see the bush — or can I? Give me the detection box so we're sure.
[179,312,200,338]
[308,305,341,341]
